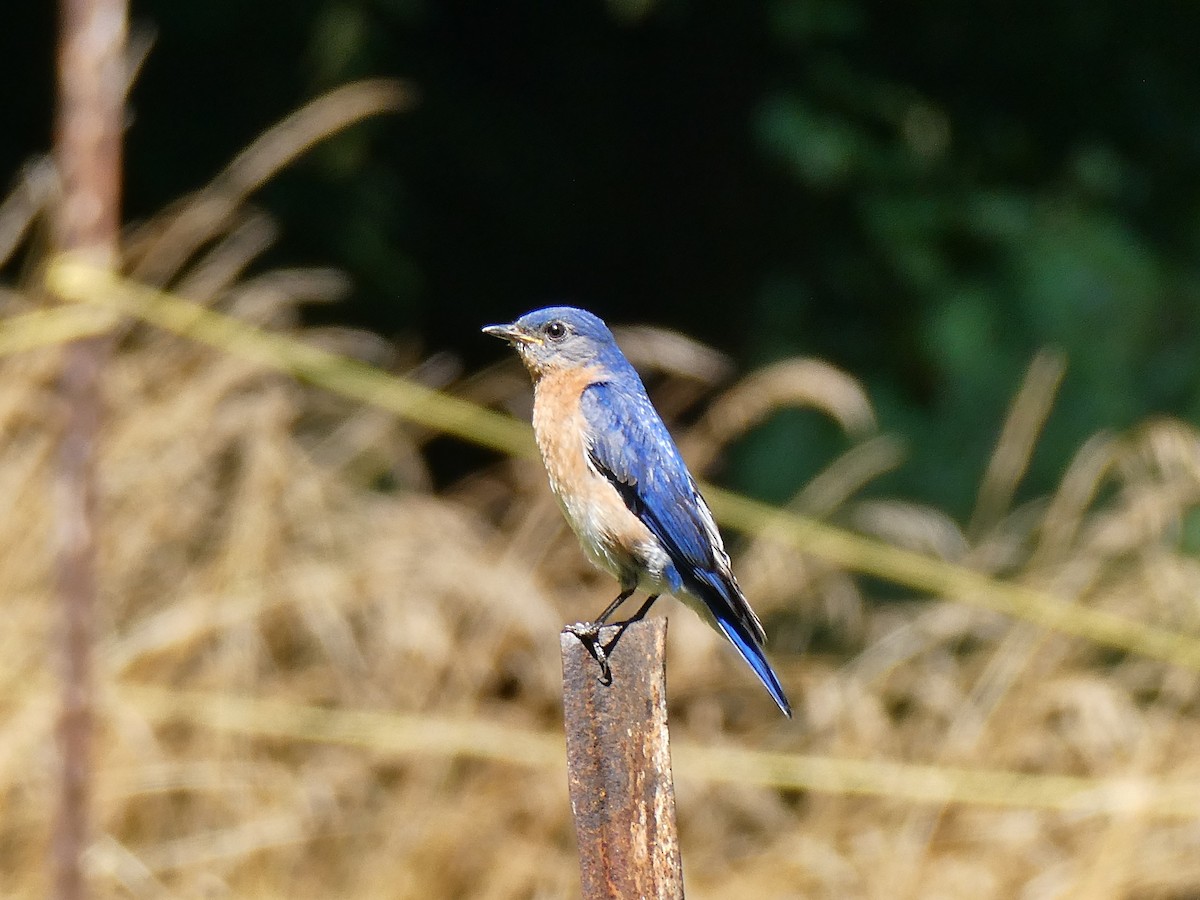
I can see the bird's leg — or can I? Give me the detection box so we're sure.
[594,587,637,625]
[564,586,637,684]
[621,593,660,624]
[565,591,661,686]
[596,594,660,669]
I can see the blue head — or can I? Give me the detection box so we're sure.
[483,306,632,380]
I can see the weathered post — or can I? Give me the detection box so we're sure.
[561,618,685,899]
[52,0,127,896]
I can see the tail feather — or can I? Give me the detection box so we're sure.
[687,570,792,718]
[715,618,793,718]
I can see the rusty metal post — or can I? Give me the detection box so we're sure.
[52,0,127,896]
[561,618,684,899]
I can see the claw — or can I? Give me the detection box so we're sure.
[565,621,613,684]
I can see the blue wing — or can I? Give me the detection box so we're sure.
[580,381,723,583]
[580,380,792,717]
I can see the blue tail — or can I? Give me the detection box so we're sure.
[683,569,793,718]
[715,618,792,718]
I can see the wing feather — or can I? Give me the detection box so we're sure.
[580,379,789,717]
[580,382,765,641]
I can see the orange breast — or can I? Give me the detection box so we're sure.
[531,365,668,587]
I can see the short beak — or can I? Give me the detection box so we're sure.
[482,323,541,346]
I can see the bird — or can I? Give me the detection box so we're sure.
[483,306,792,717]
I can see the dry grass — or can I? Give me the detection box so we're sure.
[5,83,1200,898]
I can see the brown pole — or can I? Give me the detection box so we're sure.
[561,618,685,899]
[52,0,127,896]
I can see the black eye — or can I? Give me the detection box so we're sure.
[544,320,567,341]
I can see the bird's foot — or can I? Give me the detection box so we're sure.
[564,621,613,685]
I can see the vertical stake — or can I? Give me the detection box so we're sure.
[52,0,127,896]
[561,618,685,899]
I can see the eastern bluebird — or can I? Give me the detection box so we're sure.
[484,307,792,717]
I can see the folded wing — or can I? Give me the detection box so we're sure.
[580,380,791,716]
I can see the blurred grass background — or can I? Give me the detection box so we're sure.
[9,2,1200,897]
[6,0,1199,513]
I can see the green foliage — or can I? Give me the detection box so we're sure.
[747,0,1200,511]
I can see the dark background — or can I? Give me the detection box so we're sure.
[7,0,1199,514]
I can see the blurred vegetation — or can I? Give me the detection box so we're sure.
[7,1,1200,896]
[3,80,1200,894]
[7,0,1197,513]
[747,0,1200,513]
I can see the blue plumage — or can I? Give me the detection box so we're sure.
[582,381,792,717]
[581,382,711,582]
[484,306,792,718]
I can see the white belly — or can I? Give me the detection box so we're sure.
[555,481,673,590]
